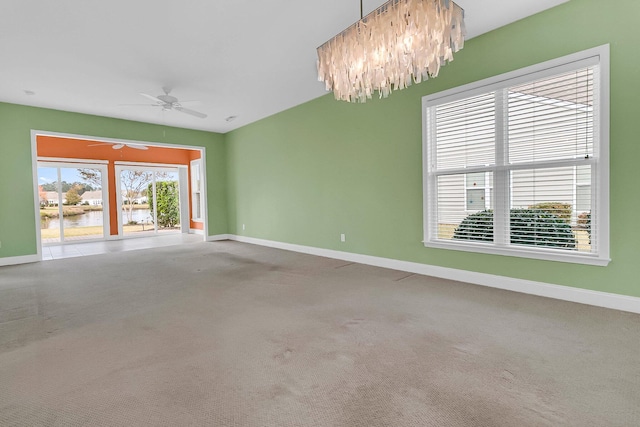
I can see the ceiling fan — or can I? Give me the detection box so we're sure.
[131,87,207,119]
[88,141,148,150]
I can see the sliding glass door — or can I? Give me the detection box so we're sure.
[37,162,108,244]
[116,165,183,237]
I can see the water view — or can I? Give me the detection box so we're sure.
[41,209,152,229]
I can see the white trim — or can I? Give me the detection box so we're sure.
[199,150,209,239]
[31,129,208,244]
[31,129,205,152]
[423,239,610,266]
[0,254,39,267]
[31,132,43,261]
[190,158,203,222]
[422,46,605,106]
[190,228,205,235]
[207,234,233,241]
[115,161,188,169]
[114,162,189,239]
[226,235,640,315]
[34,151,110,253]
[36,161,111,244]
[37,157,109,164]
[595,45,611,267]
[178,166,190,234]
[421,45,610,266]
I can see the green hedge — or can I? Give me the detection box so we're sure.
[453,209,576,249]
[148,181,180,228]
[578,211,591,244]
[528,202,572,223]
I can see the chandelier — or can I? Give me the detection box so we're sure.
[317,0,465,103]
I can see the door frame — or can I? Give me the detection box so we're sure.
[114,162,187,238]
[36,159,110,245]
[31,130,208,261]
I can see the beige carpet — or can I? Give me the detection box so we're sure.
[0,241,638,426]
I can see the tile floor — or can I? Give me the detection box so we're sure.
[41,233,204,260]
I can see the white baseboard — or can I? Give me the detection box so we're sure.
[0,254,39,267]
[227,235,640,314]
[190,228,205,236]
[207,234,234,242]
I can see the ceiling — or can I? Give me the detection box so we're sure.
[0,0,567,134]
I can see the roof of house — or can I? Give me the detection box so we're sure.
[42,191,58,200]
[81,191,103,200]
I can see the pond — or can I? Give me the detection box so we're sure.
[41,209,152,229]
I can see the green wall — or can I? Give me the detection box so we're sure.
[2,0,639,299]
[0,103,227,258]
[226,0,640,297]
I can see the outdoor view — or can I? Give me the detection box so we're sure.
[118,168,181,237]
[38,165,181,243]
[428,66,595,254]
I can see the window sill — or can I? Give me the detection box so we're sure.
[423,239,610,266]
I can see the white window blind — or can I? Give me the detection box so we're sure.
[422,47,609,265]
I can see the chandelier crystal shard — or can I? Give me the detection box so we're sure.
[317,0,465,103]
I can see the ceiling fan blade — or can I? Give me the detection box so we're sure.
[126,144,148,150]
[174,106,207,118]
[175,100,202,106]
[112,144,125,150]
[139,93,164,104]
[119,103,162,107]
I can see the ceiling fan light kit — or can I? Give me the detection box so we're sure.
[317,0,465,103]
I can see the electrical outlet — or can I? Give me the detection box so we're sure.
[242,224,245,231]
[340,233,346,242]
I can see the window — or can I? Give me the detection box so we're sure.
[422,46,609,266]
[190,159,203,221]
[465,172,492,211]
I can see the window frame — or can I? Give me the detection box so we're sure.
[190,158,203,222]
[422,45,610,266]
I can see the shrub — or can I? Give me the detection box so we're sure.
[453,209,576,249]
[148,181,179,228]
[527,202,572,223]
[577,211,591,244]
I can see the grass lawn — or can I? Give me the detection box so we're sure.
[40,204,149,218]
[41,224,180,239]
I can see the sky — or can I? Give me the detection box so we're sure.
[37,167,181,189]
[37,167,99,188]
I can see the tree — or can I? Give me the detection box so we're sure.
[148,181,180,228]
[65,186,82,205]
[120,171,153,223]
[79,168,143,222]
[38,185,48,207]
[77,168,169,224]
[77,169,102,188]
[41,182,57,192]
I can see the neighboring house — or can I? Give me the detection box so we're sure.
[81,190,103,205]
[437,166,591,226]
[433,87,593,227]
[121,191,146,204]
[43,191,60,206]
